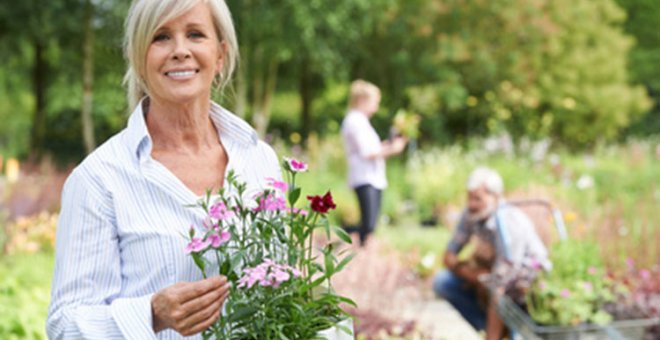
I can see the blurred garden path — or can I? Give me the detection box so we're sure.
[332,237,481,339]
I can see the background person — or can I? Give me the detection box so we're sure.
[46,0,281,338]
[432,167,550,338]
[340,79,407,246]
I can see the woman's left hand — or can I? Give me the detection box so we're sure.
[151,275,231,336]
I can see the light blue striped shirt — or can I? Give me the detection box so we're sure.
[47,100,281,339]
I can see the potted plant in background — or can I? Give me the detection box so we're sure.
[183,157,355,339]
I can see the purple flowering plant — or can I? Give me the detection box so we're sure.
[183,158,355,339]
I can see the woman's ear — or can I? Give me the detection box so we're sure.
[215,41,226,74]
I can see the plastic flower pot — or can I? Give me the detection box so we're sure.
[316,319,354,340]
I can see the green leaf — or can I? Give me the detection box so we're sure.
[192,253,206,273]
[324,251,335,277]
[334,253,355,273]
[288,187,302,206]
[227,305,259,323]
[337,296,357,307]
[332,226,352,244]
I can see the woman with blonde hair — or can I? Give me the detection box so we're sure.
[47,0,280,338]
[341,79,407,246]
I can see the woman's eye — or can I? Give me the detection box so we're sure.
[153,33,169,42]
[189,31,205,39]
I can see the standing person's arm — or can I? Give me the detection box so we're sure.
[374,136,407,159]
[344,114,407,161]
[47,169,230,339]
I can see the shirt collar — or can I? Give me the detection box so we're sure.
[348,109,368,118]
[124,97,259,162]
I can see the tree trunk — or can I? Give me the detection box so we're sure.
[81,0,96,154]
[299,57,313,142]
[234,64,247,118]
[30,40,48,160]
[251,47,278,138]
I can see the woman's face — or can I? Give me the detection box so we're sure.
[359,94,381,118]
[144,2,223,105]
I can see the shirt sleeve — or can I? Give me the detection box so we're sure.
[446,211,472,254]
[499,207,551,269]
[47,168,158,340]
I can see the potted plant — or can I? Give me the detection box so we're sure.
[183,157,355,339]
[487,240,659,339]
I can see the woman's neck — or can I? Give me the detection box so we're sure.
[145,97,219,153]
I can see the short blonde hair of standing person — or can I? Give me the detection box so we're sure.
[123,0,238,110]
[349,79,381,107]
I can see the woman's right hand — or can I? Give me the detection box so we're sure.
[151,275,231,336]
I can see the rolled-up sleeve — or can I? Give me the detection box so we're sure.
[47,168,157,340]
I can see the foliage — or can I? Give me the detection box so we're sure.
[392,109,421,140]
[183,159,355,339]
[526,240,615,326]
[4,212,57,255]
[402,0,652,147]
[615,0,660,138]
[0,252,54,340]
[284,135,659,269]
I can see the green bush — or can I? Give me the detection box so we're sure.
[0,252,54,339]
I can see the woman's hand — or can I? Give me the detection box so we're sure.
[151,275,231,336]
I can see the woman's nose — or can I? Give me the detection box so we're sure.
[171,37,191,60]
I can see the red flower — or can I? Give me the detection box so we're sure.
[307,191,336,214]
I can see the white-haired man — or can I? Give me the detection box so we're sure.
[433,167,550,338]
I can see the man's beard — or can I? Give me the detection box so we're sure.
[466,200,497,223]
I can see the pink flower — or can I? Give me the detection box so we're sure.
[254,194,287,213]
[284,157,308,172]
[640,269,651,280]
[582,282,593,292]
[529,258,542,270]
[202,216,216,230]
[237,260,300,289]
[538,281,547,291]
[560,289,571,298]
[587,267,597,275]
[208,230,231,248]
[626,258,635,270]
[266,177,288,193]
[285,207,309,216]
[185,237,211,253]
[209,201,235,220]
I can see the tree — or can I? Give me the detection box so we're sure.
[0,0,84,159]
[227,0,386,138]
[615,0,660,136]
[81,0,96,154]
[402,0,651,147]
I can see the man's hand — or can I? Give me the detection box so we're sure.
[444,251,489,286]
[151,275,231,336]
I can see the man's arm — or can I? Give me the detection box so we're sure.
[443,251,489,286]
[443,211,490,285]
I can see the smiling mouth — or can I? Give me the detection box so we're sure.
[164,69,199,78]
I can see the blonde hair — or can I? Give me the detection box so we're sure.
[123,0,238,110]
[349,79,381,107]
